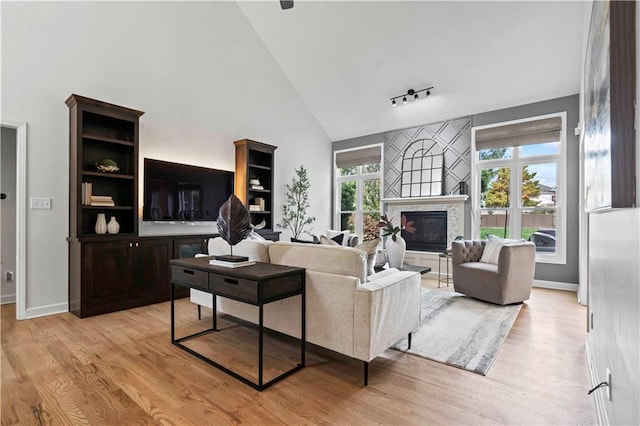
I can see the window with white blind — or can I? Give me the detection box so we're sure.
[334,145,383,242]
[471,113,567,264]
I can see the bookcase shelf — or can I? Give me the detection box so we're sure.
[82,134,135,146]
[82,171,135,180]
[67,94,143,237]
[234,139,280,241]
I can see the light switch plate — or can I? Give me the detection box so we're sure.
[30,197,52,209]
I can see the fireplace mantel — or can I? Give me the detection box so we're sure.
[382,195,469,205]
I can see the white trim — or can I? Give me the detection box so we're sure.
[470,111,567,265]
[1,293,16,305]
[333,143,384,234]
[532,279,578,292]
[586,337,609,426]
[382,195,468,204]
[25,302,69,319]
[1,119,27,320]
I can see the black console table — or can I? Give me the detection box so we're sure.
[170,257,306,391]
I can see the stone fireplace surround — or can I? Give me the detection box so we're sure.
[382,195,468,277]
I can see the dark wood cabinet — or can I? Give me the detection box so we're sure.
[128,239,172,301]
[82,241,129,312]
[234,139,280,241]
[70,237,171,318]
[173,236,209,259]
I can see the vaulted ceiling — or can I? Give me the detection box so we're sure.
[238,1,586,141]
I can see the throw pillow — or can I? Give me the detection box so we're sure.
[356,238,381,276]
[326,229,350,246]
[246,230,267,241]
[479,235,524,264]
[319,235,340,246]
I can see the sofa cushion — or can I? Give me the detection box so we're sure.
[208,237,271,262]
[367,267,400,282]
[269,242,367,283]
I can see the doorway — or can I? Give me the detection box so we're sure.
[1,126,17,304]
[1,120,27,319]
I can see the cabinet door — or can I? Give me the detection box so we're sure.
[173,237,208,259]
[129,239,172,301]
[83,241,129,312]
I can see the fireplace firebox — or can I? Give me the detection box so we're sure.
[401,211,447,252]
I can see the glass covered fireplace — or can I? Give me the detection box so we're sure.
[401,211,447,252]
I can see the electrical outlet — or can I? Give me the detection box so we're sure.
[5,272,13,282]
[590,311,594,329]
[30,197,52,210]
[606,368,612,401]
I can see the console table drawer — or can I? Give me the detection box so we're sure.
[209,274,258,303]
[171,265,208,289]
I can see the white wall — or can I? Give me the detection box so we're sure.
[583,2,640,425]
[1,2,331,317]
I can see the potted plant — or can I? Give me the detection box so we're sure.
[279,165,316,241]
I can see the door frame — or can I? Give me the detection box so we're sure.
[1,119,27,320]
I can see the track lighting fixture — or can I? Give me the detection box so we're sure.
[390,86,434,107]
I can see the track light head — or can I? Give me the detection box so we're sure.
[414,93,419,100]
[426,90,431,96]
[403,96,407,104]
[392,99,397,107]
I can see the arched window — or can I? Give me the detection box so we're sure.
[401,139,444,197]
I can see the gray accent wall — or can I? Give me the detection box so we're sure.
[381,118,472,198]
[332,118,472,199]
[333,94,580,285]
[472,94,580,284]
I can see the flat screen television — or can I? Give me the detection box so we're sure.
[143,158,234,222]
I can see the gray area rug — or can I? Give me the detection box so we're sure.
[392,288,522,375]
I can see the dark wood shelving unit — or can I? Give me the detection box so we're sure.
[234,139,280,241]
[67,94,143,238]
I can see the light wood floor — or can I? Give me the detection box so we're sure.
[2,279,596,425]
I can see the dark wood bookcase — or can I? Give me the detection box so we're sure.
[234,139,280,241]
[66,94,143,237]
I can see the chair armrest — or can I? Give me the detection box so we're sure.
[497,242,536,281]
[366,267,400,281]
[452,240,484,267]
[353,271,421,361]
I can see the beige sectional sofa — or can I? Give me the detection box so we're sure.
[190,237,422,384]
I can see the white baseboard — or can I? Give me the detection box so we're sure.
[1,293,16,305]
[532,279,578,292]
[586,337,609,425]
[25,302,69,319]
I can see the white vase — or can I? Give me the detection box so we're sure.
[386,234,406,268]
[95,213,107,234]
[107,216,120,234]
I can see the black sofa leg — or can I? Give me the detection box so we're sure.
[197,304,201,320]
[364,361,369,386]
[408,332,412,350]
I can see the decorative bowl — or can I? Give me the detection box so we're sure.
[95,164,120,173]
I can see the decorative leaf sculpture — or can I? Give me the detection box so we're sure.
[217,195,252,248]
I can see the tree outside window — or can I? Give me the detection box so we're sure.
[336,159,381,242]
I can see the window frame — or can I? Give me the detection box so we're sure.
[333,144,383,240]
[471,112,567,264]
